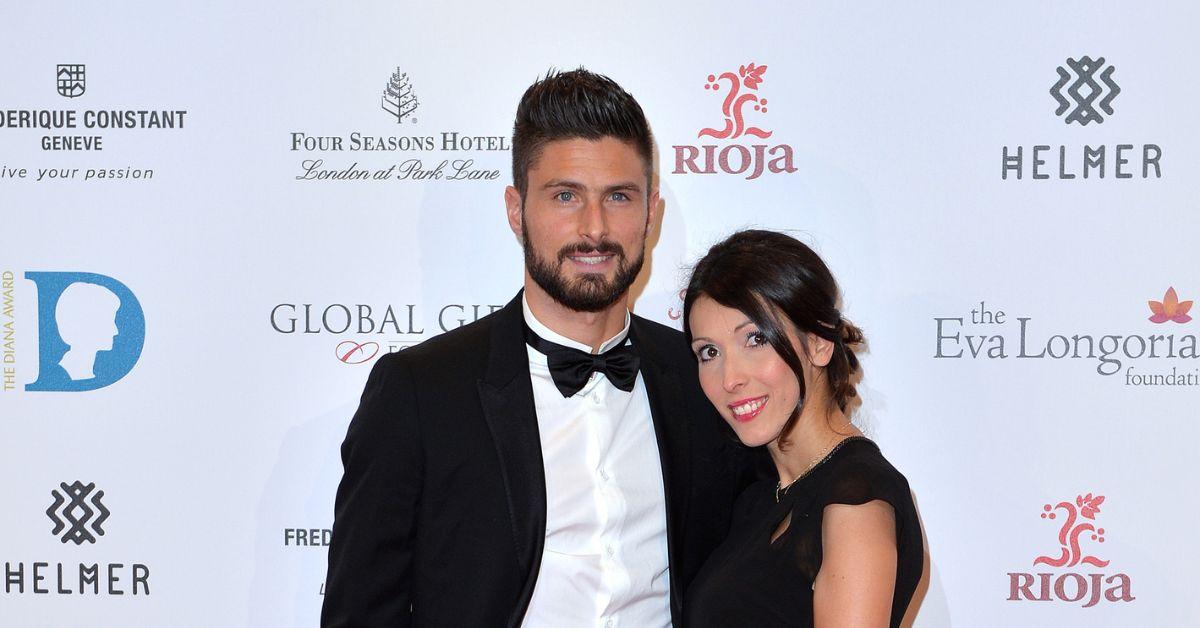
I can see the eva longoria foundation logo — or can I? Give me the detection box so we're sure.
[933,295,1199,386]
[56,64,85,98]
[47,481,109,545]
[1051,56,1119,126]
[672,62,796,180]
[1008,493,1133,607]
[1148,287,1192,324]
[381,68,419,124]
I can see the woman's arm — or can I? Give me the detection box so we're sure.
[813,499,898,627]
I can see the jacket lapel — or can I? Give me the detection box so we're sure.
[630,315,692,620]
[476,292,546,626]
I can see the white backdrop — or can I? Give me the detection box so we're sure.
[2,1,1197,626]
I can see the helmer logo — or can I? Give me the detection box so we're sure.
[1008,493,1133,607]
[673,62,796,180]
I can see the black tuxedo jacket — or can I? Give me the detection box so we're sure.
[321,292,755,627]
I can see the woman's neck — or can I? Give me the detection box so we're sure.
[767,398,860,485]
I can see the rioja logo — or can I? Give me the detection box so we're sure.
[673,61,795,180]
[1051,56,1120,126]
[381,68,419,124]
[700,63,771,140]
[1008,492,1133,607]
[56,64,85,98]
[46,481,109,545]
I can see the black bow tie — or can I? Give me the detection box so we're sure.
[524,324,640,398]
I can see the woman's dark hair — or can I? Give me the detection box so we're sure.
[511,68,654,198]
[683,230,864,443]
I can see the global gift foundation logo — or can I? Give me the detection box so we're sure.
[1002,55,1161,181]
[47,481,109,545]
[673,62,796,180]
[56,64,85,98]
[4,482,150,596]
[1008,493,1133,607]
[933,293,1199,387]
[1051,56,1120,126]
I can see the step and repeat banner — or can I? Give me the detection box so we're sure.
[2,2,1196,626]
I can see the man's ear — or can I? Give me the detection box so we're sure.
[806,332,835,368]
[505,185,523,241]
[647,186,662,231]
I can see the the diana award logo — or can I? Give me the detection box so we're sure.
[382,68,419,124]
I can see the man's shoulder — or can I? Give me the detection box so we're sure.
[376,307,499,373]
[631,313,692,363]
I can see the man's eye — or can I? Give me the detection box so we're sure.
[555,191,575,202]
[610,191,630,201]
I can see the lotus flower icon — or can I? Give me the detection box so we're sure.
[1148,287,1192,324]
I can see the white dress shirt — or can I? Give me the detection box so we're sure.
[520,295,672,628]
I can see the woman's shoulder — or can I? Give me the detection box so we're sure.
[817,437,914,510]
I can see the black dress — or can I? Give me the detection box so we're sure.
[685,437,923,627]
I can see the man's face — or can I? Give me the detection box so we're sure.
[506,137,659,312]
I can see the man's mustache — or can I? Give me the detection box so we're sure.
[557,241,625,262]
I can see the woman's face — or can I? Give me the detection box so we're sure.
[688,296,806,447]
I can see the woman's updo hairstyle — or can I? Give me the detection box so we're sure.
[683,230,864,430]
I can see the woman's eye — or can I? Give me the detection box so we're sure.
[747,331,767,347]
[696,345,719,362]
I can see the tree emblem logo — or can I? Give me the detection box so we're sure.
[381,67,419,124]
[1050,56,1120,125]
[56,64,86,98]
[699,63,772,140]
[46,481,110,545]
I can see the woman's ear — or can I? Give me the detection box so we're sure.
[806,332,835,367]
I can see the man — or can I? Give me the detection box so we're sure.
[322,69,753,627]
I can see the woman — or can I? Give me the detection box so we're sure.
[682,230,922,627]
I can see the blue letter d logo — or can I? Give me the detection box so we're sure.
[25,272,145,392]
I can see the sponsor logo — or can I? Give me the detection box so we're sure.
[270,301,503,365]
[24,272,144,392]
[2,270,13,391]
[56,64,85,99]
[672,62,796,180]
[4,482,151,596]
[1008,493,1134,607]
[47,481,109,545]
[933,295,1199,386]
[290,65,507,183]
[1148,287,1192,324]
[1051,56,1120,126]
[283,528,331,547]
[1002,56,1161,181]
[381,68,419,124]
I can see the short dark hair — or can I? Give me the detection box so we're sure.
[683,230,865,446]
[511,68,654,197]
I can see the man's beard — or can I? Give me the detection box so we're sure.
[522,222,645,313]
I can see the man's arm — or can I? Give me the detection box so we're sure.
[321,353,423,627]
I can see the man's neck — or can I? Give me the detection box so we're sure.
[523,277,630,353]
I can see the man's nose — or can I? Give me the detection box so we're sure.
[578,195,608,242]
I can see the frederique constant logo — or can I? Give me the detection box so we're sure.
[47,481,109,545]
[672,62,796,180]
[56,64,85,98]
[1008,493,1133,607]
[1001,55,1161,181]
[381,68,419,124]
[1051,56,1120,125]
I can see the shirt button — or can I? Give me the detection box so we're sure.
[592,393,602,404]
[606,544,615,556]
[606,620,614,628]
[599,469,610,481]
